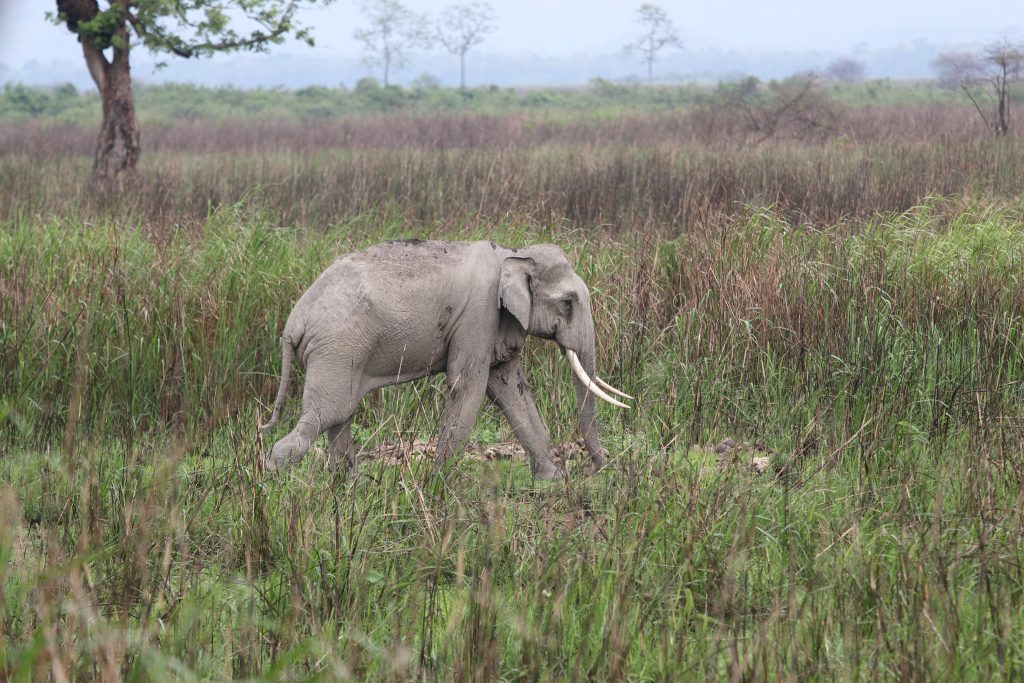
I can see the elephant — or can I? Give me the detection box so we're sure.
[259,239,632,479]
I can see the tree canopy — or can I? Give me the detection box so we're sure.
[55,0,323,60]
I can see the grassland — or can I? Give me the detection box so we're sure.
[0,79,961,124]
[2,96,1024,680]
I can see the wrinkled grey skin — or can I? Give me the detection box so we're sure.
[260,239,608,480]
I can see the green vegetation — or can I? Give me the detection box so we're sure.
[3,102,1024,678]
[5,202,1024,447]
[5,202,1024,678]
[0,78,960,124]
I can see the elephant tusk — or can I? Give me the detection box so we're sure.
[566,350,630,409]
[594,375,634,400]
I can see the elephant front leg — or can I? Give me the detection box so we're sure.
[434,355,490,472]
[486,356,559,480]
[326,420,356,472]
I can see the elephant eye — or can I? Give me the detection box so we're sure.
[558,297,574,316]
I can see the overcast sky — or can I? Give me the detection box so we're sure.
[1,0,1016,63]
[0,0,1015,87]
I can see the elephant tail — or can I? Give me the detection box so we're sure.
[260,335,295,433]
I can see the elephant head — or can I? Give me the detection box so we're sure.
[498,245,632,468]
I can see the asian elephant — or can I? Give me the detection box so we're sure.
[259,239,631,479]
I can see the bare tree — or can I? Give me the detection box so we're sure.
[983,39,1024,135]
[934,38,1024,135]
[354,0,430,87]
[825,57,866,83]
[934,52,990,127]
[436,2,494,89]
[713,72,839,142]
[51,0,329,187]
[624,4,681,84]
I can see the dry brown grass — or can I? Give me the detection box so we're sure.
[1,103,1018,234]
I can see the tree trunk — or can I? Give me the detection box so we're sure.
[92,44,140,186]
[72,12,140,186]
[996,70,1010,135]
[460,52,466,89]
[57,0,141,186]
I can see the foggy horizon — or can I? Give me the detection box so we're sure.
[0,1,1018,87]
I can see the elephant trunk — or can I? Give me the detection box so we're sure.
[558,291,631,470]
[571,343,605,467]
[564,309,631,469]
[573,344,602,462]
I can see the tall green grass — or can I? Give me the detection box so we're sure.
[5,201,1022,448]
[3,202,1024,679]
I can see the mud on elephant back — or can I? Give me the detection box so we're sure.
[258,239,632,480]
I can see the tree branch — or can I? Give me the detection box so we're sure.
[960,83,994,133]
[128,0,302,59]
[81,40,110,91]
[126,12,193,57]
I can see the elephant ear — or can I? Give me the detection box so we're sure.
[498,256,535,331]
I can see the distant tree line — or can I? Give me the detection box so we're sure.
[348,0,742,89]
[0,79,710,122]
[0,77,966,124]
[353,0,495,89]
[352,1,688,88]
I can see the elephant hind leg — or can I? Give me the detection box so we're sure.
[263,417,320,471]
[263,368,360,472]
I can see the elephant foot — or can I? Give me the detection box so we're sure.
[262,453,286,472]
[533,459,561,481]
[260,450,299,473]
[326,453,357,474]
[586,449,607,476]
[263,429,316,472]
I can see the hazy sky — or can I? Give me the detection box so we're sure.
[0,0,1015,69]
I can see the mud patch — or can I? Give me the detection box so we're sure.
[704,437,774,474]
[309,439,587,467]
[311,436,774,475]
